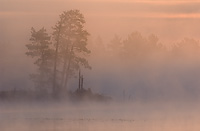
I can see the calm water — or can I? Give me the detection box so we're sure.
[0,101,199,131]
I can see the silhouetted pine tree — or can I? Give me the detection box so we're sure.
[26,27,53,94]
[52,10,91,96]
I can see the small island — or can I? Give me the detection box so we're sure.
[69,72,111,102]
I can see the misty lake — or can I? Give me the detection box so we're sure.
[0,101,199,131]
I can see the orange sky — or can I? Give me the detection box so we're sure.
[1,0,200,44]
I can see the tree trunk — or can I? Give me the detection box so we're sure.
[53,24,62,96]
[61,45,69,89]
[63,45,74,89]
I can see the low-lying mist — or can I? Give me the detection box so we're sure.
[85,33,200,102]
[1,28,200,103]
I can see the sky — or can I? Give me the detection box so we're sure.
[1,0,200,44]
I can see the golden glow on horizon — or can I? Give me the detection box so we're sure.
[1,11,200,19]
[81,0,200,4]
[87,12,200,19]
[0,11,57,16]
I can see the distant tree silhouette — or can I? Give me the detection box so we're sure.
[172,38,200,58]
[26,27,53,94]
[169,38,200,66]
[123,32,148,60]
[92,36,107,58]
[119,32,164,63]
[52,10,91,96]
[106,32,168,69]
[109,35,123,57]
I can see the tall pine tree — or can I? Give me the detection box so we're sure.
[52,10,91,96]
[26,27,53,95]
